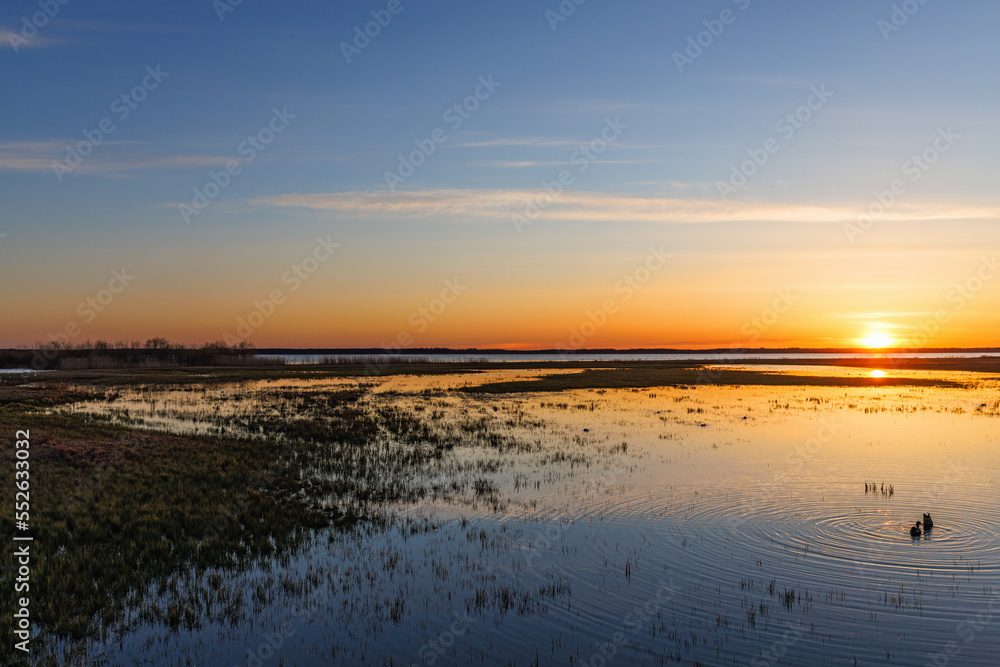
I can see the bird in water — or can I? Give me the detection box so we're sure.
[910,522,922,537]
[922,513,934,529]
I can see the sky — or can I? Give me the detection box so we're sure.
[1,0,999,350]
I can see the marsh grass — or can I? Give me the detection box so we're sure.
[0,401,332,661]
[0,380,459,661]
[0,370,576,662]
[3,362,994,665]
[465,365,965,394]
[0,341,264,371]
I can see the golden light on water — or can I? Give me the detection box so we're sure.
[859,331,894,348]
[870,369,886,378]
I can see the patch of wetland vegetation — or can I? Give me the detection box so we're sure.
[0,361,997,665]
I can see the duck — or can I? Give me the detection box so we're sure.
[910,522,922,537]
[922,513,933,529]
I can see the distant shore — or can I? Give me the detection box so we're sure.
[3,342,1000,372]
[253,346,1000,356]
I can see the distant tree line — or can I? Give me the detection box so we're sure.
[0,339,273,370]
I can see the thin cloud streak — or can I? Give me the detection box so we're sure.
[0,141,63,171]
[0,141,235,174]
[470,159,659,169]
[1,28,63,50]
[453,137,678,150]
[2,19,168,51]
[453,137,583,148]
[252,189,1000,225]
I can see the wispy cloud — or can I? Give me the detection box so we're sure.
[92,155,236,173]
[0,142,65,171]
[454,136,678,151]
[3,19,169,52]
[468,160,569,168]
[1,28,63,50]
[469,159,659,169]
[0,141,234,175]
[252,189,1000,225]
[453,137,582,148]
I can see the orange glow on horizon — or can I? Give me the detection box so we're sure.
[2,258,998,350]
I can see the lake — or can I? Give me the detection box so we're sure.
[59,365,1000,665]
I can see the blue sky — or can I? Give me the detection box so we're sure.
[2,0,999,348]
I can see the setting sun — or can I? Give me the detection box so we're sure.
[859,332,895,348]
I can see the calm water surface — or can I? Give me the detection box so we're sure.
[64,367,1000,665]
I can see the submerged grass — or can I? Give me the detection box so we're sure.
[0,403,327,661]
[1,361,992,664]
[0,370,554,663]
[0,375,492,663]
